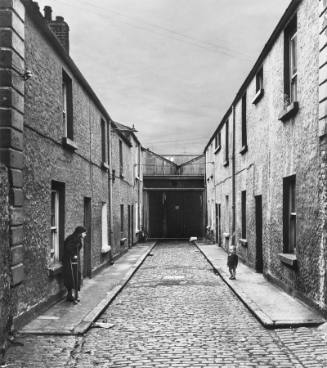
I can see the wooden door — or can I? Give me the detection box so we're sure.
[255,195,263,273]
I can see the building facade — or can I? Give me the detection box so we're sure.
[0,0,143,338]
[143,150,205,239]
[111,122,143,254]
[205,0,327,314]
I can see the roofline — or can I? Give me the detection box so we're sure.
[23,0,113,124]
[179,154,205,168]
[111,123,133,147]
[204,0,301,153]
[143,148,179,167]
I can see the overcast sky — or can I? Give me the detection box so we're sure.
[37,0,290,154]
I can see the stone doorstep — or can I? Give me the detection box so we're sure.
[19,242,156,336]
[195,243,326,329]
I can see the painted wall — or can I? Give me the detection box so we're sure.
[205,0,326,312]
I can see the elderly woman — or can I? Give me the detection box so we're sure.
[62,226,86,303]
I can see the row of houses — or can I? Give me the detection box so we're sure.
[0,0,147,346]
[204,0,327,314]
[2,0,327,349]
[0,0,207,348]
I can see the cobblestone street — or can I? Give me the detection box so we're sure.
[5,242,327,367]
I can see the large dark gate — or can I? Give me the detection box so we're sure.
[143,151,205,239]
[148,190,203,238]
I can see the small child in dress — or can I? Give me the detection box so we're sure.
[227,245,238,280]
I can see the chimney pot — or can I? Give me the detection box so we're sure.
[44,6,52,21]
[56,16,64,22]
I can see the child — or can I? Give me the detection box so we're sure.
[227,245,238,280]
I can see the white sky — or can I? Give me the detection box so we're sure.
[36,0,290,154]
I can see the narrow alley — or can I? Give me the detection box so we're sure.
[4,242,327,367]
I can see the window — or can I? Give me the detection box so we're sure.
[225,195,229,231]
[101,202,108,248]
[51,189,59,261]
[252,67,264,104]
[51,181,65,262]
[214,130,221,152]
[134,146,140,179]
[101,119,110,165]
[256,67,263,93]
[135,203,139,232]
[241,191,246,239]
[241,94,247,152]
[62,70,73,140]
[120,204,124,233]
[283,175,296,253]
[284,16,297,104]
[224,120,229,166]
[119,140,123,177]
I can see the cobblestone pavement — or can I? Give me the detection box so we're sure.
[4,241,327,367]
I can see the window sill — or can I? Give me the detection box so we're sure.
[214,145,221,154]
[101,162,110,171]
[48,262,63,277]
[278,101,299,122]
[239,238,248,247]
[240,144,248,155]
[223,232,230,239]
[252,88,264,105]
[278,253,297,268]
[101,244,111,254]
[223,160,229,167]
[62,137,78,151]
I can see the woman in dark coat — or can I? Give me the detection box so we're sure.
[62,226,86,303]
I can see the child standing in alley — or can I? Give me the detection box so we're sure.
[227,245,238,280]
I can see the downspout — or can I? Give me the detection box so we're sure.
[232,104,236,246]
[108,121,113,250]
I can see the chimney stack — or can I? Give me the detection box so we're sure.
[43,7,70,53]
[43,6,52,21]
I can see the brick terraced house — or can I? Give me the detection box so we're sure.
[0,0,144,343]
[205,0,327,314]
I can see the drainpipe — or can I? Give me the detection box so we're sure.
[108,121,114,250]
[232,104,236,246]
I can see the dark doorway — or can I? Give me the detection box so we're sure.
[128,205,131,248]
[131,204,134,246]
[255,195,263,273]
[216,203,221,246]
[83,197,92,278]
[149,192,164,238]
[182,191,203,238]
[148,190,203,238]
[166,192,183,238]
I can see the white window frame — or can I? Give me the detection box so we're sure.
[51,189,60,261]
[101,202,108,248]
[135,203,139,233]
[62,80,68,137]
[289,31,297,102]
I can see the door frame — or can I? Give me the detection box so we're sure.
[83,197,92,278]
